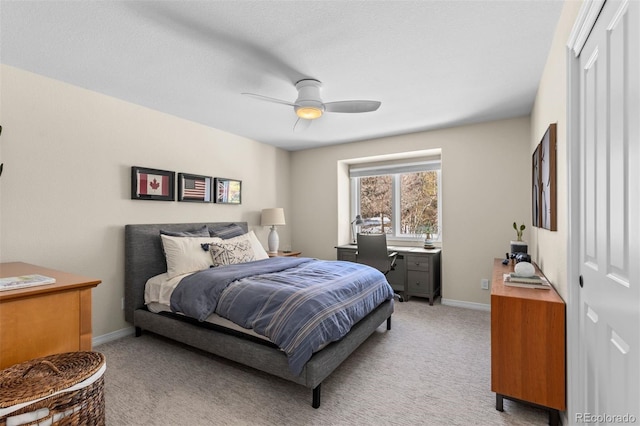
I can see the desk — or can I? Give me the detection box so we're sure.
[336,244,441,304]
[0,262,101,369]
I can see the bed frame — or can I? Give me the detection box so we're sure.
[124,222,394,408]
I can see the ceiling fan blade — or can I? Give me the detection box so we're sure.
[324,100,381,113]
[242,92,296,107]
[293,117,312,132]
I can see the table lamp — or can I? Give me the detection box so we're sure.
[351,214,363,244]
[261,208,286,254]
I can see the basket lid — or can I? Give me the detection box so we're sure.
[0,351,105,408]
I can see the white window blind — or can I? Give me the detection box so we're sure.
[349,158,441,178]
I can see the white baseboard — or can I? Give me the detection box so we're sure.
[441,298,491,311]
[93,326,135,347]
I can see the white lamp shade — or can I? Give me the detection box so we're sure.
[261,208,286,226]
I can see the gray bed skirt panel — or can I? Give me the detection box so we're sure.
[133,299,393,389]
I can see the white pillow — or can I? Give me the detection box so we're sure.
[247,231,269,260]
[208,232,265,266]
[160,235,222,278]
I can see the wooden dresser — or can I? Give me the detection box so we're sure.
[490,258,565,425]
[0,262,101,369]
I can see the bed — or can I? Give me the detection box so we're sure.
[124,222,394,408]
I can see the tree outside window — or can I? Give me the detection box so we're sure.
[400,171,438,235]
[356,170,439,239]
[359,175,392,234]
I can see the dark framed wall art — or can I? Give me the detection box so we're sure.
[131,166,175,201]
[532,144,541,228]
[214,177,242,204]
[540,123,557,230]
[178,173,212,202]
[532,123,557,231]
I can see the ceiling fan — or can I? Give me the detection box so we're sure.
[242,79,381,131]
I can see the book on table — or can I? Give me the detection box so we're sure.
[503,273,550,290]
[0,274,56,291]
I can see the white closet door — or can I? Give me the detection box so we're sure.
[577,0,639,421]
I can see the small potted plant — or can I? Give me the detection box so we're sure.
[511,222,527,254]
[420,222,438,249]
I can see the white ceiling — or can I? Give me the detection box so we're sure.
[0,1,564,151]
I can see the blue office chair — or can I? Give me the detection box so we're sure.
[356,233,403,301]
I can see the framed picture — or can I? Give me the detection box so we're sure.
[131,166,175,201]
[531,144,541,228]
[538,123,557,231]
[178,173,213,203]
[214,178,242,204]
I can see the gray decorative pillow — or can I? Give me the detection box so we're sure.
[160,225,209,237]
[209,223,246,239]
[208,234,256,267]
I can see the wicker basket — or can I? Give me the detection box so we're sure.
[0,352,105,426]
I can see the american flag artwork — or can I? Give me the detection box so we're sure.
[137,172,169,196]
[179,174,212,202]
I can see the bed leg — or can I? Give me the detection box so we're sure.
[135,326,142,337]
[312,384,321,409]
[387,316,391,330]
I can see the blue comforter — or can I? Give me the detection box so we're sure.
[170,257,394,375]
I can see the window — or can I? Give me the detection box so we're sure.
[350,159,441,240]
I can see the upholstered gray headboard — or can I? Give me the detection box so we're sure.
[124,222,248,324]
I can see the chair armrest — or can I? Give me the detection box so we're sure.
[388,252,398,270]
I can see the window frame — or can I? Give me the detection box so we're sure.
[350,161,442,243]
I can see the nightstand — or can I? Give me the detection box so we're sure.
[268,251,302,257]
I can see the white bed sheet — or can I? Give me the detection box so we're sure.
[144,272,271,342]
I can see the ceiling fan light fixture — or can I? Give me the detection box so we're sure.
[295,106,323,120]
[243,77,380,129]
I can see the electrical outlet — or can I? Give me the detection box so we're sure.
[481,279,489,290]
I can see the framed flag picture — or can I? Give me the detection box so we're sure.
[131,166,175,201]
[214,177,242,204]
[178,173,212,203]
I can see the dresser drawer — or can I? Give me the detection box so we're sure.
[406,255,430,272]
[407,270,430,294]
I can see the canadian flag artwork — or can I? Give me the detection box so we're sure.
[137,171,169,196]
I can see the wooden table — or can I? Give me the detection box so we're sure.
[0,262,101,369]
[268,251,302,257]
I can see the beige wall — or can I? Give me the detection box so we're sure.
[0,0,583,338]
[530,0,583,301]
[291,117,531,306]
[0,65,291,337]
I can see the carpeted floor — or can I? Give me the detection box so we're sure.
[96,300,549,425]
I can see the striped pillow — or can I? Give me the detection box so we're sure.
[209,223,245,239]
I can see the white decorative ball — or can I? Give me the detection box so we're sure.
[514,261,536,277]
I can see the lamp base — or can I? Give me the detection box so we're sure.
[268,226,280,254]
